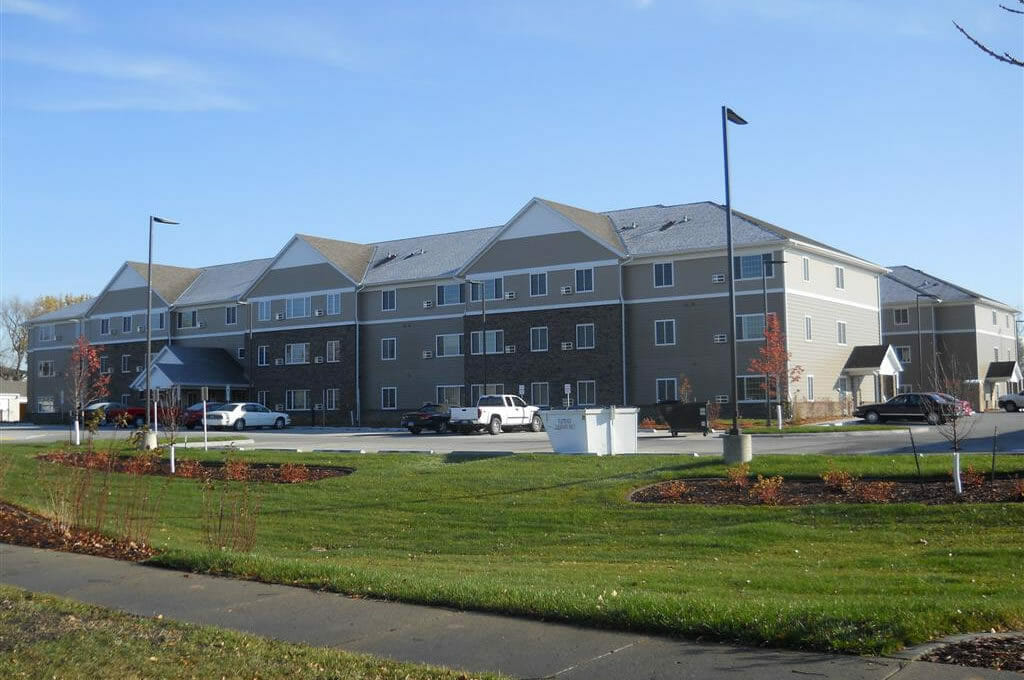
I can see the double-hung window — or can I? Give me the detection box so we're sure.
[893,308,909,325]
[153,312,165,330]
[435,385,465,406]
[737,376,766,401]
[122,316,132,333]
[655,319,675,346]
[470,330,504,355]
[734,254,774,280]
[381,337,397,361]
[804,316,813,341]
[381,387,397,410]
[530,272,547,297]
[656,378,677,402]
[577,380,597,406]
[326,292,341,315]
[38,325,54,342]
[895,346,911,364]
[326,340,340,363]
[802,257,810,281]
[436,283,464,306]
[100,318,110,335]
[575,268,594,293]
[286,296,310,319]
[530,326,548,352]
[257,345,268,366]
[37,360,53,378]
[435,334,464,357]
[836,321,847,345]
[653,262,674,288]
[285,389,309,411]
[325,388,339,410]
[736,313,772,340]
[531,382,549,407]
[381,289,396,311]
[121,355,131,373]
[257,300,271,321]
[225,306,237,325]
[576,323,595,350]
[177,311,197,329]
[834,266,845,290]
[470,278,503,302]
[284,343,309,364]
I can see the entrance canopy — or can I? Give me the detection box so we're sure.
[131,346,248,392]
[985,360,1022,385]
[842,345,903,377]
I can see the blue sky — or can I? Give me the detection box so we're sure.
[1,0,1022,310]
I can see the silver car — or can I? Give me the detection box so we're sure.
[204,402,290,431]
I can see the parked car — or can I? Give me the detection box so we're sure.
[998,392,1024,413]
[449,395,543,435]
[83,401,125,422]
[934,393,974,417]
[204,402,289,431]
[401,403,451,434]
[853,392,956,425]
[103,403,147,427]
[184,402,225,429]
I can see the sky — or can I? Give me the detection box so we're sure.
[1,0,1022,312]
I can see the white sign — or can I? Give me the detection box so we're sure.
[518,384,525,396]
[563,383,572,395]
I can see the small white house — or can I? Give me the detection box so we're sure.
[0,379,28,422]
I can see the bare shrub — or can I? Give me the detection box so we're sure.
[116,453,167,546]
[175,459,207,479]
[202,479,259,552]
[37,452,113,535]
[1014,479,1024,500]
[224,458,250,482]
[821,461,858,493]
[706,401,721,429]
[961,464,985,489]
[749,474,784,505]
[657,480,689,501]
[278,463,310,484]
[855,481,896,503]
[725,463,751,489]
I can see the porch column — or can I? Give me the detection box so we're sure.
[225,385,231,401]
[893,371,900,395]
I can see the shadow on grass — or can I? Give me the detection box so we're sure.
[442,452,519,464]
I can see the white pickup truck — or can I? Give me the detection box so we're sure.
[998,392,1024,412]
[449,395,544,435]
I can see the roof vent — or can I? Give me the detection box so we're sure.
[403,248,426,259]
[620,221,638,231]
[373,252,398,268]
[680,216,690,223]
[658,220,677,231]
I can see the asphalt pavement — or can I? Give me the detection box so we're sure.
[1,543,1014,679]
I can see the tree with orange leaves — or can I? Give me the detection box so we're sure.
[67,335,110,433]
[747,315,803,423]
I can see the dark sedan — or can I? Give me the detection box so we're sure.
[854,392,957,425]
[401,403,451,434]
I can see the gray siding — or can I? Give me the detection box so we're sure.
[466,232,617,273]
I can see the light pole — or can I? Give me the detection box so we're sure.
[915,286,941,391]
[146,215,179,439]
[761,258,786,426]
[722,105,747,437]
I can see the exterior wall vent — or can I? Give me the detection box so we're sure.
[560,286,573,295]
[423,300,434,309]
[560,341,574,350]
[314,356,324,364]
[422,349,433,359]
[504,345,515,354]
[711,273,725,284]
[713,334,728,344]
[274,358,284,366]
[504,291,517,300]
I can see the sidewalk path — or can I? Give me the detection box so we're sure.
[0,543,1013,679]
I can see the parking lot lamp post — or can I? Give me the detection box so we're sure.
[466,280,487,400]
[722,106,747,436]
[761,258,786,426]
[915,288,941,391]
[146,216,179,433]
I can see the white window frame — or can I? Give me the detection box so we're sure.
[38,325,55,342]
[325,388,339,410]
[122,316,132,333]
[225,306,237,325]
[836,320,848,346]
[834,266,845,290]
[436,283,463,306]
[470,278,504,302]
[154,312,165,331]
[326,292,341,316]
[435,333,464,357]
[654,319,676,346]
[736,375,767,402]
[804,316,812,341]
[575,268,595,293]
[36,396,55,413]
[100,318,110,335]
[381,337,397,361]
[237,347,246,359]
[381,289,397,311]
[530,382,549,407]
[656,377,677,402]
[284,342,309,365]
[736,313,774,341]
[326,339,340,363]
[895,345,911,364]
[256,390,269,407]
[37,360,54,378]
[257,345,268,366]
[992,310,997,325]
[806,375,815,401]
[837,376,849,395]
[285,389,310,411]
[257,300,271,321]
[286,296,311,319]
[470,330,505,355]
[381,386,397,410]
[893,308,910,325]
[653,262,674,288]
[734,254,775,280]
[529,272,548,297]
[99,355,109,374]
[121,355,131,373]
[802,256,810,282]
[471,384,505,404]
[530,326,549,352]
[577,380,597,406]
[576,323,596,350]
[435,384,465,407]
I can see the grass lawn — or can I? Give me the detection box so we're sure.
[2,444,1023,655]
[0,585,501,679]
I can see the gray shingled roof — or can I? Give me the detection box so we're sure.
[537,198,625,254]
[362,226,503,286]
[843,345,892,370]
[0,379,27,396]
[126,262,202,305]
[985,361,1020,380]
[30,297,95,323]
[175,258,273,307]
[134,346,248,388]
[882,265,1018,311]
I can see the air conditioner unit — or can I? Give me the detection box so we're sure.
[711,273,726,284]
[560,286,573,295]
[135,366,143,373]
[504,344,515,354]
[713,334,728,344]
[315,309,325,317]
[274,358,284,366]
[422,349,433,359]
[504,291,516,300]
[275,312,285,320]
[137,326,144,332]
[275,404,284,411]
[561,341,574,350]
[314,403,323,411]
[314,356,324,364]
[423,300,434,309]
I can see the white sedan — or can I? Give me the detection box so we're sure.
[204,402,290,431]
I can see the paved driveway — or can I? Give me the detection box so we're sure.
[5,412,1023,455]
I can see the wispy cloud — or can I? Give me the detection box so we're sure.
[0,0,77,24]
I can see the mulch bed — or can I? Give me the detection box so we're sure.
[36,452,353,484]
[631,477,1024,506]
[921,636,1024,673]
[0,501,154,561]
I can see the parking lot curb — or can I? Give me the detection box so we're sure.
[178,439,254,448]
[376,450,435,454]
[312,448,367,454]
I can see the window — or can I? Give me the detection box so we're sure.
[1007,314,1011,329]
[436,283,464,306]
[994,347,1000,361]
[655,319,676,346]
[575,268,594,293]
[802,257,810,282]
[177,310,197,329]
[898,384,913,395]
[257,345,268,366]
[992,310,997,325]
[895,346,911,364]
[325,388,339,410]
[577,380,597,406]
[257,300,271,321]
[256,390,268,406]
[285,389,309,411]
[381,387,397,410]
[36,396,55,413]
[834,266,845,290]
[804,316,812,341]
[531,382,549,406]
[530,326,548,352]
[471,384,504,403]
[326,340,340,363]
[381,289,396,311]
[381,337,397,361]
[435,385,465,406]
[736,313,772,341]
[38,325,54,342]
[37,360,53,378]
[530,272,547,297]
[225,306,237,325]
[326,292,341,315]
[237,347,246,359]
[284,343,309,365]
[893,308,910,325]
[120,393,130,405]
[153,312,165,331]
[122,316,132,333]
[806,375,815,401]
[470,278,503,302]
[734,254,774,280]
[470,330,504,355]
[653,262,674,288]
[836,321,847,345]
[100,355,109,374]
[576,323,595,350]
[837,376,849,395]
[435,334,464,357]
[121,355,131,373]
[656,378,677,402]
[286,296,310,319]
[100,318,110,335]
[737,376,767,401]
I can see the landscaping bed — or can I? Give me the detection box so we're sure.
[0,500,154,561]
[922,635,1024,673]
[36,451,353,484]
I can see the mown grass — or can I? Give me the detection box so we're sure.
[0,585,501,679]
[2,443,1023,655]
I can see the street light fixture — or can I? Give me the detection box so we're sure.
[722,105,747,437]
[465,279,487,402]
[146,215,179,438]
[761,258,786,426]
[915,284,941,391]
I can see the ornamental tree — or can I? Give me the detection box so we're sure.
[747,315,803,418]
[67,335,110,421]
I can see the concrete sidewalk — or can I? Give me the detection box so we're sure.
[0,543,1012,679]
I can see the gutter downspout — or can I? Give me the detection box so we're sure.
[354,285,362,425]
[619,256,631,406]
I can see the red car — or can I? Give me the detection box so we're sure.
[184,402,224,429]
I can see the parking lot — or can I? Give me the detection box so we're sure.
[4,411,1023,456]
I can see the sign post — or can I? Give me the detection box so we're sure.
[201,386,209,451]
